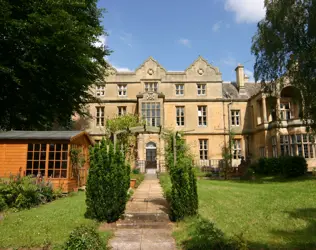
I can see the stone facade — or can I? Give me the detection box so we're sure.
[85,56,316,171]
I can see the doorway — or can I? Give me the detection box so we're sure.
[146,142,157,169]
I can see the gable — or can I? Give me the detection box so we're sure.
[185,56,222,82]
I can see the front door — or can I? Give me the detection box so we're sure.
[146,148,156,169]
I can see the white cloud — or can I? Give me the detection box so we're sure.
[212,21,222,32]
[224,0,265,23]
[113,65,132,72]
[93,34,107,48]
[119,31,133,48]
[178,38,191,48]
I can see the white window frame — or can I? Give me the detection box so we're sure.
[198,106,207,126]
[96,107,104,126]
[118,106,127,116]
[175,84,184,96]
[199,139,208,160]
[279,102,292,120]
[96,85,105,96]
[197,84,206,96]
[176,106,185,126]
[141,102,161,127]
[118,84,127,96]
[231,110,240,126]
[145,82,158,92]
[232,139,242,159]
[290,134,315,158]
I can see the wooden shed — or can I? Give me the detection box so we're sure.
[0,131,94,192]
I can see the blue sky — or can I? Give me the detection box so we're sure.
[97,0,265,82]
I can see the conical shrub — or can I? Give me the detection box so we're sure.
[85,139,130,222]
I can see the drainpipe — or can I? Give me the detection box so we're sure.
[227,100,233,169]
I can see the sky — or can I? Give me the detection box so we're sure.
[97,0,266,82]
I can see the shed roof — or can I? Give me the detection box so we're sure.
[0,131,94,144]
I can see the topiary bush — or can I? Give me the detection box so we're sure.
[257,157,281,175]
[64,225,105,250]
[282,156,307,177]
[165,132,198,221]
[85,139,130,222]
[256,156,307,178]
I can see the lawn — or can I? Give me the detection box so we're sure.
[0,192,112,249]
[159,174,316,249]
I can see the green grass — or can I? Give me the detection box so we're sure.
[0,192,112,249]
[159,173,316,249]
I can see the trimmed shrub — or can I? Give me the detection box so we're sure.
[64,225,104,250]
[166,133,198,221]
[85,139,130,222]
[257,157,281,175]
[256,156,307,178]
[282,156,307,177]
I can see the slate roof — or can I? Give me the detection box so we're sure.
[0,131,89,141]
[222,82,262,99]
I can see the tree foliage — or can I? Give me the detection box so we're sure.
[165,132,198,221]
[106,114,143,160]
[85,139,130,222]
[0,0,110,130]
[252,0,316,127]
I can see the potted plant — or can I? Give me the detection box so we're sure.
[130,179,136,188]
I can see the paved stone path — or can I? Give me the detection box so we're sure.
[108,174,176,250]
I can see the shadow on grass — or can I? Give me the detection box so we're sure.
[206,174,315,184]
[176,216,248,250]
[176,209,316,250]
[267,208,316,249]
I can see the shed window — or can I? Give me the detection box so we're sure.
[48,144,68,178]
[26,144,47,176]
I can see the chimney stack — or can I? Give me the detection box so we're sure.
[235,64,248,97]
[244,74,249,83]
[235,64,245,90]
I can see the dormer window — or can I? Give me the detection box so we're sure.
[145,82,158,92]
[96,85,105,96]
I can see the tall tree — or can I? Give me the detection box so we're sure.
[0,0,110,130]
[252,0,316,128]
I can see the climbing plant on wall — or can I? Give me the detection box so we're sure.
[105,114,144,162]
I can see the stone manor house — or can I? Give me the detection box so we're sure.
[85,56,316,172]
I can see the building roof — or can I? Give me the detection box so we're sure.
[0,131,94,144]
[222,82,262,99]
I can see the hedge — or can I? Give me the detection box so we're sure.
[252,156,307,177]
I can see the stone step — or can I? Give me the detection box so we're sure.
[115,220,173,229]
[123,212,170,221]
